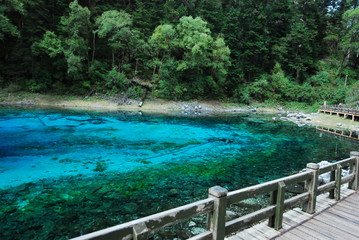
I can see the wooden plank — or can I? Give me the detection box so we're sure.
[291,208,312,217]
[342,198,359,207]
[286,209,312,219]
[252,224,279,238]
[245,227,268,240]
[301,218,358,239]
[277,226,322,240]
[340,188,355,197]
[282,216,306,227]
[233,228,261,240]
[225,205,276,235]
[225,235,242,240]
[272,234,293,240]
[283,210,311,223]
[338,199,358,208]
[275,230,317,240]
[315,213,359,237]
[334,200,358,211]
[279,222,292,231]
[343,194,359,203]
[327,207,359,222]
[315,200,331,210]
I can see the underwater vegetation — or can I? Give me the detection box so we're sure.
[0,108,358,239]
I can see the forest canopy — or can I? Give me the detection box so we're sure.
[0,0,358,105]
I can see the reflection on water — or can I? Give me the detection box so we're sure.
[0,107,357,239]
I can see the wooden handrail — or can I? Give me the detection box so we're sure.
[71,152,359,240]
[319,105,359,115]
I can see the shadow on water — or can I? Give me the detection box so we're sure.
[0,106,358,239]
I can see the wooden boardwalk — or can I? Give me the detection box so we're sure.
[317,127,359,141]
[72,153,359,240]
[319,105,359,121]
[226,187,358,240]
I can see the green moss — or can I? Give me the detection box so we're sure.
[59,158,81,164]
[93,161,108,172]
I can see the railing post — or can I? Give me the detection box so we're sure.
[208,186,228,240]
[268,181,286,230]
[133,223,149,240]
[349,151,359,190]
[329,170,335,199]
[303,163,319,214]
[335,164,342,201]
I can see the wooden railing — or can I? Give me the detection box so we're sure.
[72,152,359,240]
[320,105,359,115]
[317,126,359,141]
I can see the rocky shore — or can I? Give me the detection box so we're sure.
[1,91,358,131]
[277,110,359,132]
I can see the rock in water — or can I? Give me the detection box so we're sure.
[226,210,238,221]
[168,189,180,197]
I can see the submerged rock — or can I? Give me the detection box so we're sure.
[168,189,180,197]
[123,202,139,213]
[226,210,238,221]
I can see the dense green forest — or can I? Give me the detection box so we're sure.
[1,0,358,105]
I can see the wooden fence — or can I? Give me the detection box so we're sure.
[317,126,359,141]
[71,151,359,240]
[319,105,359,116]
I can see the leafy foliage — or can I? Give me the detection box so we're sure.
[0,0,357,105]
[0,0,25,40]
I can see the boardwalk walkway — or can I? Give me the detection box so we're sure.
[275,191,359,240]
[72,153,359,240]
[226,187,358,240]
[319,105,359,121]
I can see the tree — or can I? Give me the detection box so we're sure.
[341,7,359,71]
[152,16,231,99]
[60,0,91,81]
[149,24,176,81]
[32,31,63,58]
[222,1,270,83]
[276,0,322,82]
[0,0,25,40]
[96,10,133,70]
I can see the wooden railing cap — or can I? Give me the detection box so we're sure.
[209,186,228,198]
[307,163,320,170]
[350,151,359,157]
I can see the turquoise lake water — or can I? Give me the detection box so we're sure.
[0,107,357,239]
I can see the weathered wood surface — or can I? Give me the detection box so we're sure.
[71,198,214,240]
[227,171,311,205]
[226,187,356,240]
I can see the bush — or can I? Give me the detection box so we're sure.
[105,67,128,93]
[307,71,330,86]
[233,86,251,104]
[345,82,359,105]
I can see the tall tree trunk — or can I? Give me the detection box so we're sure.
[92,32,96,62]
[112,51,115,68]
[135,59,138,76]
[338,47,351,78]
[296,69,300,82]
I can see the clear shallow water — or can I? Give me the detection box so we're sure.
[0,107,357,239]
